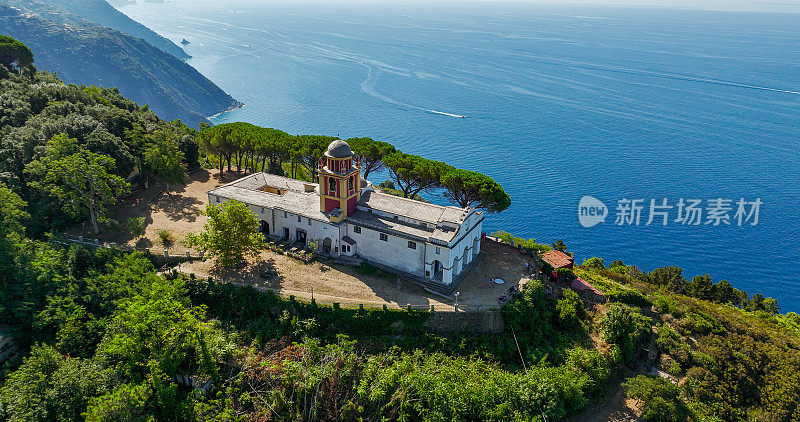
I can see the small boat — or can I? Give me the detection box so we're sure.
[181,39,190,45]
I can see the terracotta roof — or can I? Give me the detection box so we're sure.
[541,250,574,269]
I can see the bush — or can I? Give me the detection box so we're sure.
[679,312,725,336]
[655,324,681,353]
[127,217,146,239]
[599,304,652,361]
[490,231,552,254]
[606,287,652,307]
[157,229,175,247]
[652,293,683,317]
[556,289,586,332]
[624,375,689,422]
[582,257,605,269]
[554,268,577,282]
[564,347,610,397]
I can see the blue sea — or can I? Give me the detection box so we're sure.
[120,1,800,311]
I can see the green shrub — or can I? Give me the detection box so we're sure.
[655,324,681,353]
[666,359,682,375]
[607,287,652,307]
[564,347,610,397]
[127,217,146,239]
[557,289,586,332]
[623,375,689,422]
[582,257,605,269]
[653,293,683,317]
[157,229,175,247]
[680,312,725,336]
[599,304,652,361]
[357,351,589,421]
[554,267,576,282]
[490,231,552,253]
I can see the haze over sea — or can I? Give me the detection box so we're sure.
[120,1,800,311]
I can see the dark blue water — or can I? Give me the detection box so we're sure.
[121,2,800,311]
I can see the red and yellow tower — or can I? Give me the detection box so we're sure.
[319,140,361,223]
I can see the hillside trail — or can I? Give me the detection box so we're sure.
[564,366,642,422]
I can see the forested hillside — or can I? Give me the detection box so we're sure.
[1,38,799,422]
[17,0,189,59]
[0,41,200,236]
[0,1,239,127]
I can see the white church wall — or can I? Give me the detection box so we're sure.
[347,223,426,276]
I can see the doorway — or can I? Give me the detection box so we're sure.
[296,229,307,245]
[322,237,332,255]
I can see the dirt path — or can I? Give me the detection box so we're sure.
[564,366,642,422]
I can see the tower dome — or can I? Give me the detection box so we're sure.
[325,139,353,158]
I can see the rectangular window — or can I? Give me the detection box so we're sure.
[297,215,301,223]
[353,226,361,234]
[408,241,416,249]
[283,211,287,218]
[348,177,354,192]
[308,219,312,226]
[435,247,440,255]
[380,233,388,242]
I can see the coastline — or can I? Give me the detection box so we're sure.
[208,101,245,120]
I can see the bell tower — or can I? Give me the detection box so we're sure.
[319,140,361,223]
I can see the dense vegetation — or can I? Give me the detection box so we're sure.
[0,0,239,126]
[1,38,799,421]
[0,41,198,236]
[569,257,800,421]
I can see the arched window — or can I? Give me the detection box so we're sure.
[329,178,336,194]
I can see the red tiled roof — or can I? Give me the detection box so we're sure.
[541,250,574,269]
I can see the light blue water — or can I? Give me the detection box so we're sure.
[121,2,800,311]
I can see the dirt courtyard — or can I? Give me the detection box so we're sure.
[69,169,536,311]
[66,168,224,252]
[181,237,534,311]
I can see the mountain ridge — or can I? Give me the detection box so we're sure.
[0,2,241,127]
[26,0,189,59]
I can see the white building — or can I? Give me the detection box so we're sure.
[207,139,484,290]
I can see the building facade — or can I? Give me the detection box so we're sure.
[207,140,484,287]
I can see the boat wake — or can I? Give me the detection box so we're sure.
[360,62,466,118]
[424,109,466,118]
